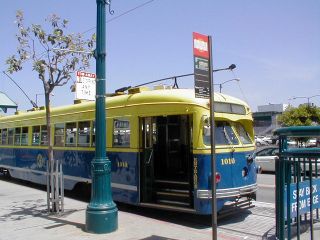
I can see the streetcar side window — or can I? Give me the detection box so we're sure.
[14,127,21,145]
[32,126,40,145]
[91,121,96,147]
[8,128,14,145]
[113,119,130,147]
[40,125,48,145]
[1,129,7,145]
[235,123,253,144]
[66,122,77,147]
[21,127,29,145]
[78,121,90,147]
[54,123,65,147]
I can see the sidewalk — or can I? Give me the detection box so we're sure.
[0,177,318,240]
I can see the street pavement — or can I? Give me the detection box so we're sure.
[0,175,319,240]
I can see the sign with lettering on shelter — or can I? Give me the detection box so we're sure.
[284,178,320,218]
[193,32,212,99]
[75,71,96,101]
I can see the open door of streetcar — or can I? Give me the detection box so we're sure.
[140,115,193,209]
[140,117,155,203]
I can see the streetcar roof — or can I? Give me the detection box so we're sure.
[0,88,251,121]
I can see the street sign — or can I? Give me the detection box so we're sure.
[193,32,217,240]
[193,32,211,99]
[285,178,320,218]
[75,71,96,101]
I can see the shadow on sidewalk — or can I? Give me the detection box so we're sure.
[0,198,85,231]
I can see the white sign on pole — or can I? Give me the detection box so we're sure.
[75,71,96,101]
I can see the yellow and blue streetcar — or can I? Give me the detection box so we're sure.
[0,86,258,214]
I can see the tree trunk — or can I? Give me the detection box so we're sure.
[45,91,58,212]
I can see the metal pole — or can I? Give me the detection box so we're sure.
[208,36,217,240]
[85,0,118,233]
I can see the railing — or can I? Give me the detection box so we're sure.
[274,126,320,239]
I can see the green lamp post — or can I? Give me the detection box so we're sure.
[85,0,118,233]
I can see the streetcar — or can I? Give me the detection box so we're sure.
[0,86,257,214]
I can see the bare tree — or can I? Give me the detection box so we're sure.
[6,11,95,212]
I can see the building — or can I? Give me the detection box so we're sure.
[253,103,288,136]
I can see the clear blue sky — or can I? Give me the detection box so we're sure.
[1,0,319,112]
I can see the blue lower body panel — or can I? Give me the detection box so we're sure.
[0,148,139,204]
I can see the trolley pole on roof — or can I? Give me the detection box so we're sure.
[85,0,118,233]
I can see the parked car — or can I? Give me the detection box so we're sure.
[261,136,273,144]
[254,146,320,174]
[254,146,278,172]
[306,139,317,147]
[255,136,268,147]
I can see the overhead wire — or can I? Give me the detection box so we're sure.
[82,0,156,35]
[231,69,250,105]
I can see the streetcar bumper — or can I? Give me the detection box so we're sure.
[196,183,258,199]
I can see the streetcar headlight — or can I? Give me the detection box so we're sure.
[242,167,248,177]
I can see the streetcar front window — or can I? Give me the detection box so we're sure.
[203,120,239,145]
[235,123,253,144]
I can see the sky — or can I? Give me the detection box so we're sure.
[0,0,319,112]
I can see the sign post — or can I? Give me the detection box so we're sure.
[193,32,217,240]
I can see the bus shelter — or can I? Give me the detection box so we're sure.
[274,126,320,240]
[0,92,17,113]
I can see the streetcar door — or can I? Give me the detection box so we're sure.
[140,117,156,202]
